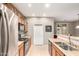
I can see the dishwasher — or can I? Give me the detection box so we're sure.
[24,39,30,55]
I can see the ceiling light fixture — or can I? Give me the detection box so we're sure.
[76,26,79,29]
[45,3,50,8]
[28,3,32,8]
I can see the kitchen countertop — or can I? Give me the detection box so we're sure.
[21,36,31,39]
[18,41,24,46]
[49,38,79,56]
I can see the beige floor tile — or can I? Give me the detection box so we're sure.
[26,45,50,56]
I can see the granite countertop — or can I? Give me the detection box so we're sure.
[49,38,79,56]
[21,36,31,39]
[18,41,24,46]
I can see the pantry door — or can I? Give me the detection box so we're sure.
[33,25,44,45]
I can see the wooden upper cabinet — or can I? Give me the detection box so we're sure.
[24,21,28,32]
[21,18,25,24]
[18,16,25,24]
[3,3,25,23]
[3,3,17,14]
[3,3,28,32]
[18,18,22,24]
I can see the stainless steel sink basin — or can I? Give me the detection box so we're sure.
[55,42,78,51]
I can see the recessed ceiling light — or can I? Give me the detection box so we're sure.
[28,3,32,8]
[76,26,79,29]
[45,3,50,8]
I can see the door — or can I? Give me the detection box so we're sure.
[33,25,44,45]
[8,14,18,56]
[5,7,18,56]
[0,9,9,56]
[0,6,18,56]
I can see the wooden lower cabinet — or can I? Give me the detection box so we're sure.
[29,38,31,47]
[48,40,52,56]
[56,51,60,56]
[52,43,65,56]
[18,43,24,56]
[48,40,65,56]
[52,46,56,56]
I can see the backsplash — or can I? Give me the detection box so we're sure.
[18,31,29,39]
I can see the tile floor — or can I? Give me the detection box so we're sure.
[26,45,50,56]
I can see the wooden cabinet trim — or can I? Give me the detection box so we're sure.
[3,3,26,25]
[3,3,25,19]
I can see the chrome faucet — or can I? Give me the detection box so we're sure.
[68,34,72,46]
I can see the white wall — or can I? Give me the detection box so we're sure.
[26,17,54,45]
[55,21,79,36]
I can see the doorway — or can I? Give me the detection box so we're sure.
[33,24,44,45]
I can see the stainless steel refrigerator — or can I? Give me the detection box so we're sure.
[0,5,18,56]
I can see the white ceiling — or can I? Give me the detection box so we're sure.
[13,3,79,22]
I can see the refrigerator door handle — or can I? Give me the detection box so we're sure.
[1,10,6,56]
[0,9,3,56]
[1,10,9,56]
[4,12,9,56]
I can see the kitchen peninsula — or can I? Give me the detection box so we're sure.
[48,35,79,56]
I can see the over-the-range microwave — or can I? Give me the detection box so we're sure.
[18,23,24,32]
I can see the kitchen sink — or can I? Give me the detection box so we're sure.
[55,42,78,51]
